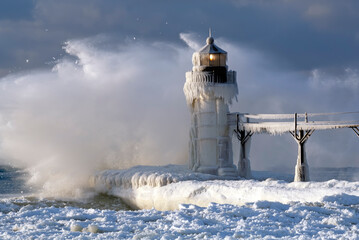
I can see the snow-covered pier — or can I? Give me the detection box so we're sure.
[230,112,359,182]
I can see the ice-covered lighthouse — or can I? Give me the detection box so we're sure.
[184,34,238,177]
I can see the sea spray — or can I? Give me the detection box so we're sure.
[0,37,191,198]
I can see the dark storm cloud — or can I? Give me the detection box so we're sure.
[225,0,359,69]
[1,0,359,77]
[0,0,34,20]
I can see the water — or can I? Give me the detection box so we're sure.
[0,165,29,196]
[310,167,359,182]
[253,167,359,182]
[0,165,131,211]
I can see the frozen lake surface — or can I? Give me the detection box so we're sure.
[1,165,359,239]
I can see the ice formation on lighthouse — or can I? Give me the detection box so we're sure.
[183,36,238,177]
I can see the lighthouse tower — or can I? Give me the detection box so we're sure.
[184,34,238,177]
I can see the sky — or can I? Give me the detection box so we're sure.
[0,0,358,190]
[1,0,359,77]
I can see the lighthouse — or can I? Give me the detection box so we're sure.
[184,34,238,177]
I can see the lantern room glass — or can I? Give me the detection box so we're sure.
[200,53,226,67]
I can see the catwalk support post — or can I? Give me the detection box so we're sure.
[290,113,314,182]
[235,114,253,178]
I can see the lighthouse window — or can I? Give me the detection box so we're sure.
[208,54,220,66]
[200,53,225,66]
[220,54,226,65]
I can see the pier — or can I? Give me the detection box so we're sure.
[230,112,359,182]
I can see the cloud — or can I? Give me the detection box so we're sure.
[310,68,359,90]
[2,0,359,79]
[305,4,332,19]
[0,0,34,20]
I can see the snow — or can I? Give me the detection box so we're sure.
[237,121,359,135]
[227,112,359,135]
[92,165,218,189]
[240,111,359,120]
[241,113,298,120]
[1,172,359,239]
[92,165,359,211]
[226,112,359,135]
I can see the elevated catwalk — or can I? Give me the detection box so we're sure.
[230,112,359,182]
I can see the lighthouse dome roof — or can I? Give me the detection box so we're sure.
[198,37,227,54]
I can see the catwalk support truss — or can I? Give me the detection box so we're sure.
[229,111,359,182]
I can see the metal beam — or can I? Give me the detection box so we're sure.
[305,112,308,123]
[352,127,359,138]
[243,131,253,143]
[234,130,253,144]
[290,129,314,143]
[300,129,315,144]
[234,114,253,144]
[294,113,298,140]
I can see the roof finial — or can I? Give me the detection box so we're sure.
[206,28,214,45]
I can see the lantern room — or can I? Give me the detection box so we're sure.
[192,37,227,69]
[191,35,229,84]
[198,36,227,67]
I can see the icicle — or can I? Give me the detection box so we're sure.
[183,71,238,106]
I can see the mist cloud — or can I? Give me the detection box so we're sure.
[0,36,192,197]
